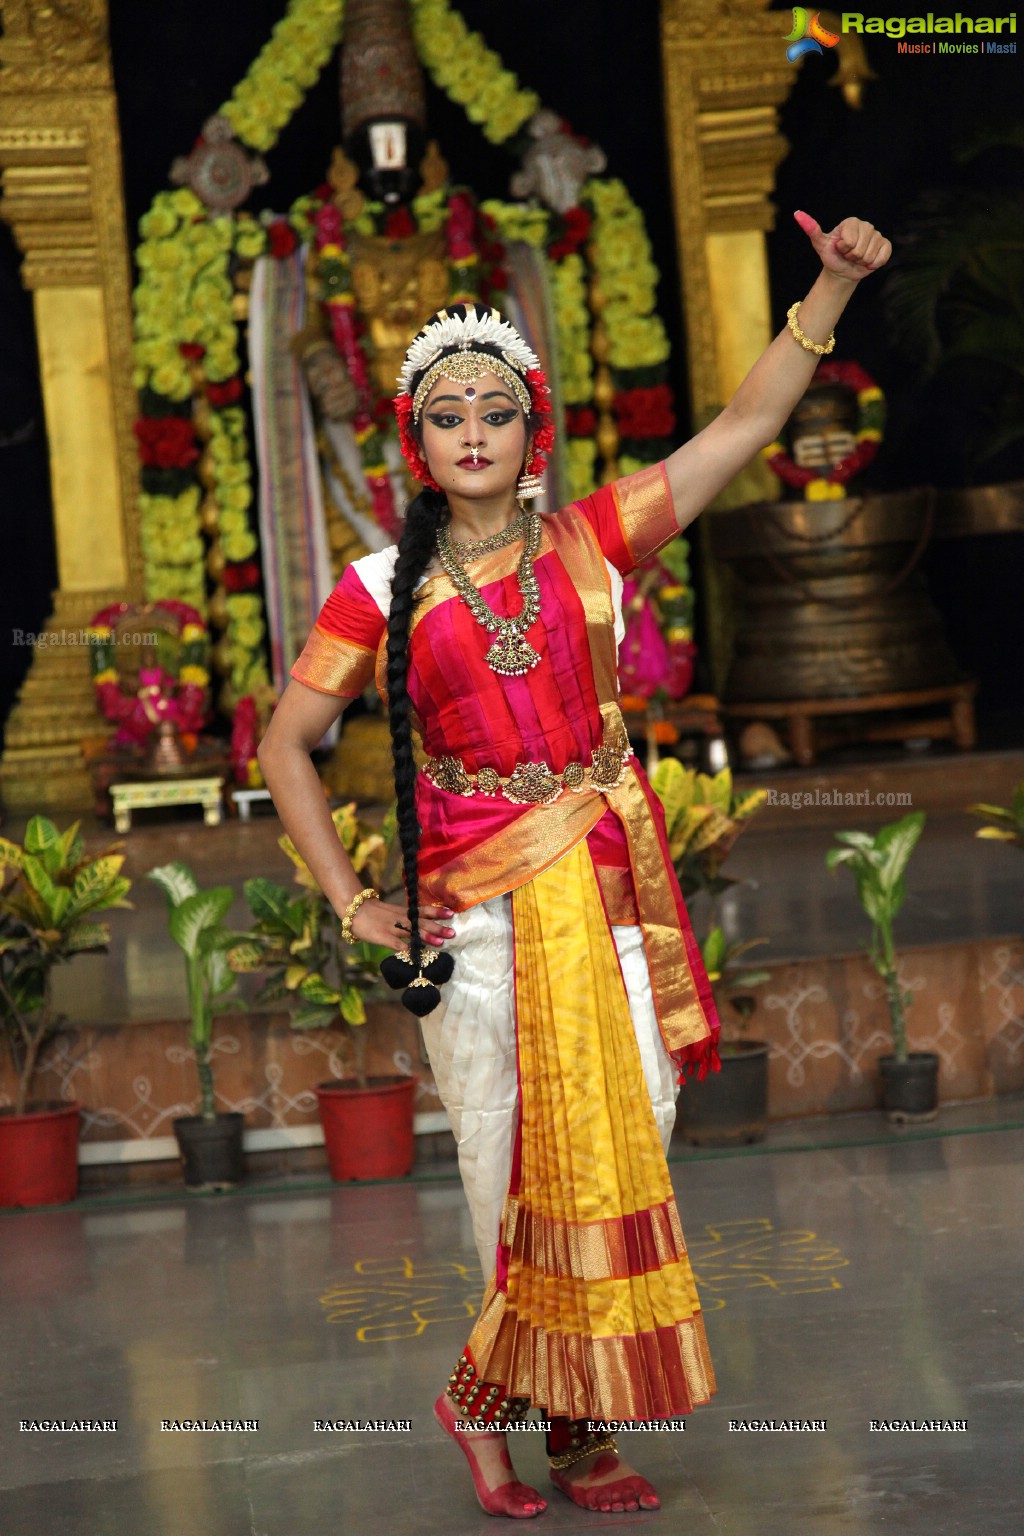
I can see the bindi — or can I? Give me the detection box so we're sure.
[463,387,476,403]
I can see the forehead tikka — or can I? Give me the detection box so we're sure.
[412,350,532,423]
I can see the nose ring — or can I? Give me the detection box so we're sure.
[461,444,479,463]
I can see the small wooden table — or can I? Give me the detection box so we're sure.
[621,695,727,771]
[722,681,977,768]
[110,775,225,833]
[229,787,274,821]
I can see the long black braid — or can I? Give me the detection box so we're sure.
[385,483,446,976]
[383,303,538,1010]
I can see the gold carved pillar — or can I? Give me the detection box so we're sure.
[0,0,142,810]
[660,0,796,692]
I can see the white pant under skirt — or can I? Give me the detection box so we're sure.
[418,891,681,1283]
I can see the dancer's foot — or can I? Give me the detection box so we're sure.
[550,1446,660,1513]
[434,1393,548,1518]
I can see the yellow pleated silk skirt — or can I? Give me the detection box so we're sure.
[461,840,716,1420]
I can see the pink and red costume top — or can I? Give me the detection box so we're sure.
[291,462,721,1079]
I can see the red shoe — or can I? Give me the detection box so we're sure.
[550,1449,661,1512]
[433,1393,548,1519]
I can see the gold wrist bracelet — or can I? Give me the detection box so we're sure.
[786,300,835,356]
[341,887,379,944]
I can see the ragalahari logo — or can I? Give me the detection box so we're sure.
[784,7,841,61]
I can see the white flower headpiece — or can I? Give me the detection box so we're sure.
[395,304,541,397]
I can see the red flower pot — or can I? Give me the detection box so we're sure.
[315,1075,417,1181]
[0,1102,81,1208]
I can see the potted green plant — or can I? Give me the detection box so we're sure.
[825,810,935,1122]
[146,860,247,1190]
[650,760,772,1144]
[0,816,132,1207]
[228,803,409,1180]
[967,780,1024,850]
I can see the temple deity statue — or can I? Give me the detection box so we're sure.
[247,0,564,699]
[786,381,859,473]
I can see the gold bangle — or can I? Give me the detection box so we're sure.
[786,300,835,356]
[341,887,379,944]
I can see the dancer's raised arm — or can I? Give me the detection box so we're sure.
[664,210,892,532]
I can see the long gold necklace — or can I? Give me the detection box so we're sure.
[436,510,543,677]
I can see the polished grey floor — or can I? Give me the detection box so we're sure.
[1,1101,1021,1536]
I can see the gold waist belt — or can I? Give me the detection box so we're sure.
[422,741,633,807]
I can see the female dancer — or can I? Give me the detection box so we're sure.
[259,209,890,1517]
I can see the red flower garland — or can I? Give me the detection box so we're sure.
[764,359,884,492]
[223,559,261,593]
[478,212,509,300]
[394,392,440,491]
[207,376,243,408]
[446,191,477,264]
[613,384,676,440]
[134,416,199,470]
[549,206,592,262]
[384,207,417,241]
[566,406,597,437]
[268,220,299,259]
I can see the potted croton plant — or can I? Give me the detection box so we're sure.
[147,860,247,1190]
[825,810,935,1122]
[968,780,1024,851]
[651,759,772,1145]
[228,803,411,1180]
[0,816,132,1207]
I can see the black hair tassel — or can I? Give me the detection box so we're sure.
[380,946,454,1016]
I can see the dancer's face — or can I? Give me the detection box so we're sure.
[420,371,528,500]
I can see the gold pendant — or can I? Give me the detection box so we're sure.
[486,628,541,676]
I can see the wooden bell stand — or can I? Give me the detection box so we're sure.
[722,680,977,768]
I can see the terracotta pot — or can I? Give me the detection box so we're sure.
[0,1101,81,1208]
[316,1075,416,1181]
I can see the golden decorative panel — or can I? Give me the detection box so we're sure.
[0,0,142,810]
[660,0,801,689]
[660,0,795,422]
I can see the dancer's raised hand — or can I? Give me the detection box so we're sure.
[793,210,892,282]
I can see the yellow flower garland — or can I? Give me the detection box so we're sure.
[220,0,346,153]
[139,487,205,607]
[133,205,261,694]
[134,2,347,704]
[585,178,670,371]
[410,0,539,145]
[549,252,593,407]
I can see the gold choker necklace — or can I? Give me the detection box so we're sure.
[436,511,543,676]
[445,509,529,563]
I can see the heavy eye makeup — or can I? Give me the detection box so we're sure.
[425,409,520,430]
